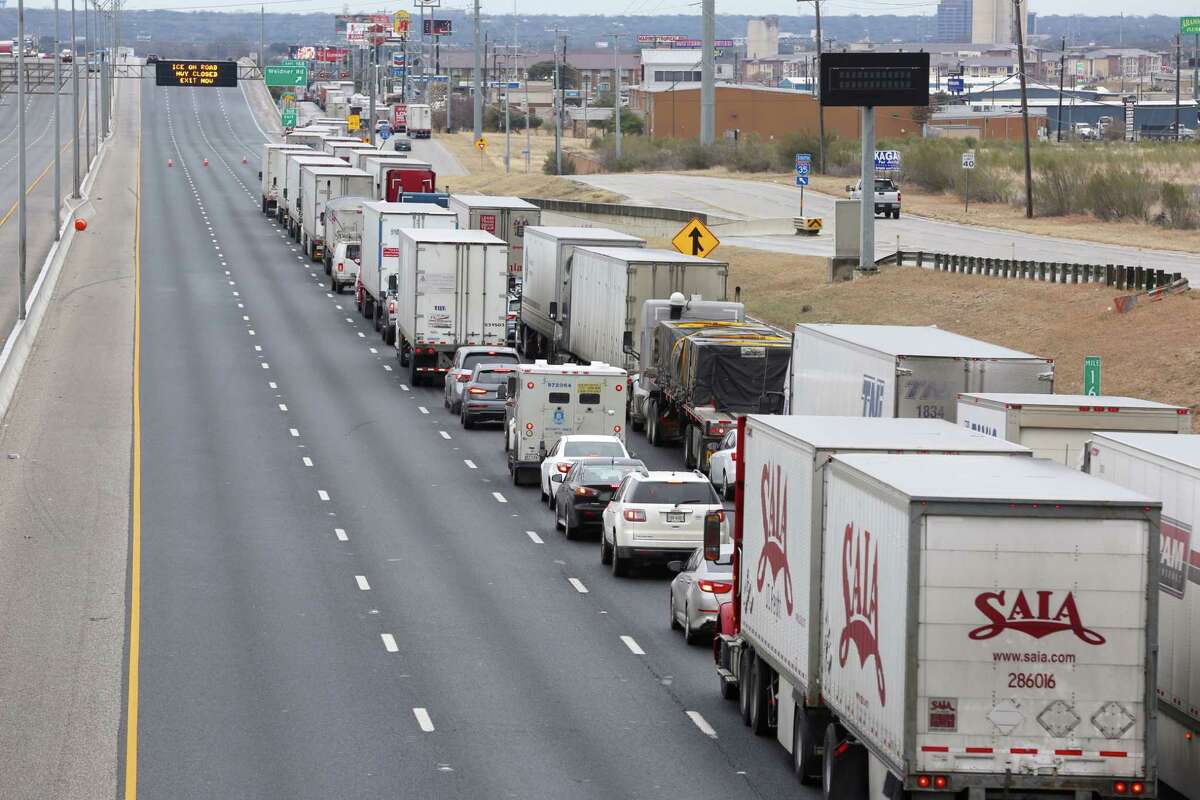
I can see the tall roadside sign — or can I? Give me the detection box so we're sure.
[264,65,308,87]
[1084,356,1102,396]
[1181,16,1200,34]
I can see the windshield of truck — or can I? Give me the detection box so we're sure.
[563,441,625,458]
[462,352,517,371]
[628,481,720,505]
[346,244,360,262]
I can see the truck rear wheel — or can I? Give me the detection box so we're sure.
[646,400,662,446]
[793,707,821,784]
[822,724,868,800]
[748,655,773,736]
[738,647,754,725]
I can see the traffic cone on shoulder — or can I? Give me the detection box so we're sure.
[202,158,209,167]
[167,159,173,167]
[240,155,247,164]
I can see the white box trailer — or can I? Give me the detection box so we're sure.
[313,116,350,133]
[502,361,628,485]
[393,229,508,386]
[565,247,728,371]
[722,417,1030,745]
[284,127,333,148]
[518,226,645,359]
[298,165,372,262]
[448,195,542,282]
[788,324,1054,422]
[321,135,364,155]
[958,392,1192,465]
[1084,432,1200,799]
[281,154,344,228]
[321,196,365,291]
[330,142,376,163]
[259,143,311,215]
[407,103,432,138]
[803,454,1158,799]
[350,149,409,171]
[359,201,457,343]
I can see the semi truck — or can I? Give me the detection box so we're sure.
[406,103,432,138]
[564,247,728,371]
[518,226,645,359]
[329,142,376,163]
[358,200,457,344]
[957,392,1192,464]
[642,316,790,468]
[712,418,1159,800]
[259,143,311,215]
[281,153,344,229]
[1084,432,1200,799]
[321,196,365,292]
[284,127,333,149]
[392,229,508,386]
[297,165,372,261]
[379,159,436,201]
[448,195,542,285]
[788,324,1054,421]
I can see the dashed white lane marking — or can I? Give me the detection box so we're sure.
[413,708,435,732]
[254,345,263,352]
[357,332,365,338]
[269,382,277,389]
[620,636,645,655]
[334,528,349,542]
[317,490,330,502]
[278,403,288,411]
[261,363,270,369]
[439,431,452,440]
[354,575,370,591]
[345,317,353,323]
[399,384,409,392]
[686,711,718,738]
[491,491,507,503]
[568,578,589,594]
[302,457,313,467]
[525,530,544,544]
[381,634,399,653]
[418,406,428,414]
[242,315,250,321]
[248,329,256,336]
[463,459,477,469]
[369,347,378,354]
[289,428,299,437]
[383,365,393,372]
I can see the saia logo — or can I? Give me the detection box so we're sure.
[969,590,1106,645]
[755,463,794,615]
[839,523,886,705]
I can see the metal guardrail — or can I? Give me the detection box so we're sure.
[878,250,1186,292]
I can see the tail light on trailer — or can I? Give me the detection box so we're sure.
[914,775,947,790]
[336,262,344,272]
[1114,781,1146,796]
[623,509,646,522]
[388,301,396,314]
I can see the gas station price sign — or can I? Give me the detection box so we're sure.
[156,60,238,88]
[820,52,929,107]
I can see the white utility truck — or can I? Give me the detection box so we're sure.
[565,247,728,370]
[788,324,1054,421]
[713,424,1159,800]
[298,164,372,262]
[502,360,628,486]
[518,226,645,359]
[958,392,1192,464]
[281,153,343,229]
[321,196,366,293]
[448,195,542,285]
[406,103,432,138]
[1084,432,1200,799]
[358,201,457,343]
[259,143,311,216]
[392,229,508,386]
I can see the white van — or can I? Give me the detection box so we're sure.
[504,361,628,485]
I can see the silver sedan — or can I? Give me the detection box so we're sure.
[668,544,734,645]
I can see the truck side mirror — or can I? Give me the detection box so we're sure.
[622,331,634,355]
[257,170,263,180]
[497,382,509,400]
[319,211,325,224]
[703,512,722,562]
[549,301,558,321]
[388,274,398,292]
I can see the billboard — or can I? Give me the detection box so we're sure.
[394,10,411,35]
[335,13,390,35]
[423,19,453,36]
[637,34,733,47]
[290,45,316,60]
[316,47,347,62]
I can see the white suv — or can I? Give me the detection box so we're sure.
[601,471,726,577]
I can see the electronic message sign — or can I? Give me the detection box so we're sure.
[155,60,238,88]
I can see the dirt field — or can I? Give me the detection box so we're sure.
[709,245,1200,421]
[439,130,621,202]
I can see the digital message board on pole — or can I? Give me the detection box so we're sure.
[819,52,929,107]
[155,60,239,88]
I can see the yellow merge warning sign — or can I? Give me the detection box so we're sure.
[671,217,720,258]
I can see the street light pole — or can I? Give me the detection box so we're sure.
[17,0,28,320]
[472,0,483,141]
[54,0,62,239]
[610,32,621,159]
[84,0,91,168]
[71,0,79,198]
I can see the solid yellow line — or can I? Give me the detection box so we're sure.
[0,138,75,229]
[124,122,142,800]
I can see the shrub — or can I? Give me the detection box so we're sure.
[1160,182,1200,229]
[729,137,775,172]
[542,151,577,175]
[1033,155,1087,216]
[1083,167,1156,222]
[962,164,1013,204]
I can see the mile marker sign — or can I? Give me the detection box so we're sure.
[672,217,720,258]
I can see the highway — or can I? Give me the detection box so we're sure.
[574,172,1200,282]
[132,75,807,798]
[0,70,101,347]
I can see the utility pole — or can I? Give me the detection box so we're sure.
[801,0,826,173]
[1014,0,1033,218]
[369,42,377,145]
[546,27,566,175]
[259,5,264,74]
[472,0,482,141]
[17,0,27,320]
[54,0,61,239]
[84,0,90,167]
[1056,35,1065,142]
[71,0,79,198]
[1175,35,1182,141]
[1194,33,1198,102]
[700,0,714,144]
[524,70,531,174]
[610,32,622,159]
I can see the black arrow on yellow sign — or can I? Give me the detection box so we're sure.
[671,217,720,258]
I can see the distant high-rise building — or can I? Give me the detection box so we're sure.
[972,0,1026,44]
[746,16,780,59]
[1027,11,1037,36]
[936,0,973,42]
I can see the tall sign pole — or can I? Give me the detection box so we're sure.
[699,0,715,144]
[610,32,622,159]
[1014,0,1034,218]
[859,107,874,272]
[17,0,28,320]
[71,0,79,198]
[54,0,62,239]
[472,0,483,141]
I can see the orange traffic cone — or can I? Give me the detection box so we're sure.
[203,158,209,167]
[167,159,173,167]
[240,156,247,164]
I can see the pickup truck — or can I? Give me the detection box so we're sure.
[847,178,901,218]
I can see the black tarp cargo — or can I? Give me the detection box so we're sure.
[652,320,791,414]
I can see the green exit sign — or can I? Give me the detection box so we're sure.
[281,108,297,128]
[1183,16,1200,34]
[264,64,307,87]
